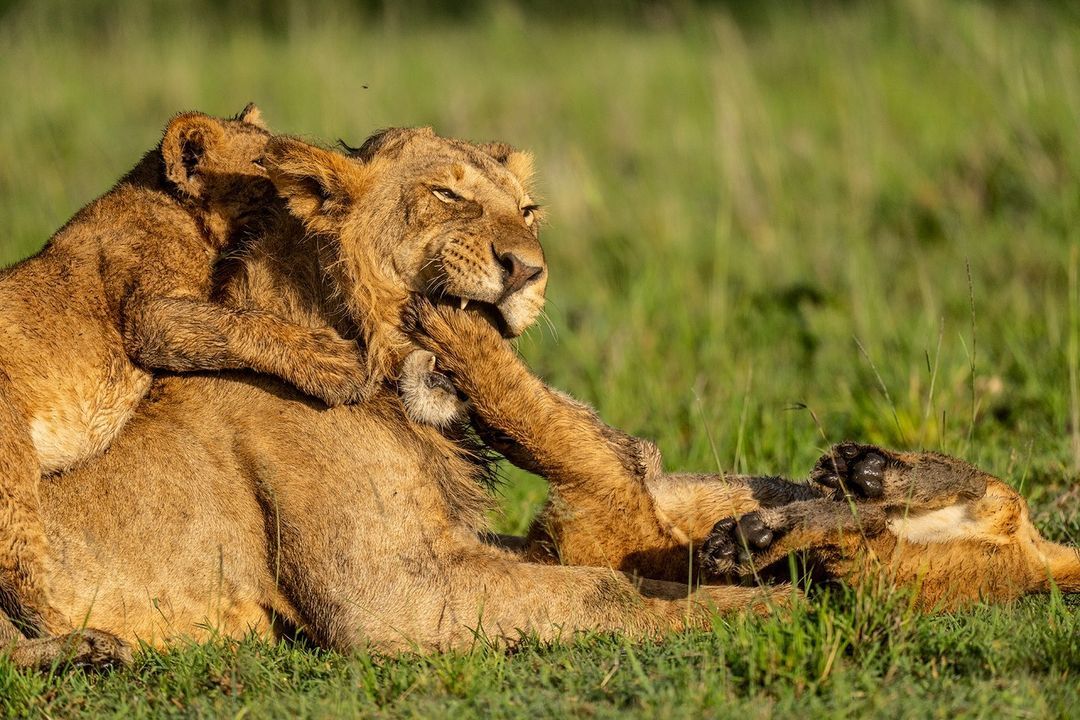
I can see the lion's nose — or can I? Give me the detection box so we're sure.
[497,250,544,296]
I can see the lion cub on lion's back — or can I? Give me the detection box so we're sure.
[0,105,371,643]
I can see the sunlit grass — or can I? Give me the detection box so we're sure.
[0,0,1078,717]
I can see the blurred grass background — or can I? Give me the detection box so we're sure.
[1,0,1080,716]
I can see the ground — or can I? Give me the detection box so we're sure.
[0,1,1078,717]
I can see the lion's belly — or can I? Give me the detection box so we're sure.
[28,359,152,473]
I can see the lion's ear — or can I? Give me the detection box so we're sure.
[162,112,226,197]
[263,136,359,231]
[234,102,267,130]
[479,142,535,190]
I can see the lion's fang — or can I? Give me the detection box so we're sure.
[459,298,469,310]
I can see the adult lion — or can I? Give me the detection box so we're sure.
[0,128,781,669]
[2,128,1076,670]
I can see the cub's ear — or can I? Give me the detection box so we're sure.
[234,102,267,130]
[479,142,535,191]
[263,136,360,231]
[162,112,226,197]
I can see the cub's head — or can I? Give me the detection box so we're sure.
[263,127,547,343]
[160,103,275,246]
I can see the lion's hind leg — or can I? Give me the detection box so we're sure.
[0,387,131,670]
[0,385,61,639]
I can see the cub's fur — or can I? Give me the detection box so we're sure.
[0,106,372,649]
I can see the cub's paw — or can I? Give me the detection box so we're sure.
[398,350,468,427]
[698,512,778,576]
[23,628,135,672]
[299,329,373,407]
[809,442,901,500]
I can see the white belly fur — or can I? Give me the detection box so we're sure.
[886,505,981,545]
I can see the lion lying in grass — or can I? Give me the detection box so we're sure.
[409,302,1080,610]
[1,127,1076,671]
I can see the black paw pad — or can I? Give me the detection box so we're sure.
[734,512,774,550]
[699,518,738,570]
[811,442,889,499]
[699,512,777,574]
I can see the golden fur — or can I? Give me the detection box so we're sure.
[0,106,384,652]
[5,131,774,671]
[0,129,1074,672]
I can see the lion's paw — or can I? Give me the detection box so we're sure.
[398,349,468,428]
[698,511,779,576]
[809,442,898,500]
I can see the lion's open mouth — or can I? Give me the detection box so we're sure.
[432,294,512,337]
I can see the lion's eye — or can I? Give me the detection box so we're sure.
[431,187,462,203]
[522,204,539,226]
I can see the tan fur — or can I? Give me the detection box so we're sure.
[407,304,1079,610]
[5,128,1063,673]
[0,107,379,645]
[0,131,786,670]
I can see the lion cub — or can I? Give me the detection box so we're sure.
[0,105,371,642]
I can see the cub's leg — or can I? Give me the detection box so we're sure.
[0,610,132,671]
[698,499,888,576]
[122,294,376,407]
[0,388,57,638]
[0,374,131,668]
[809,441,987,508]
[644,472,823,543]
[409,302,688,580]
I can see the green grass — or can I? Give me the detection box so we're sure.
[1,0,1079,716]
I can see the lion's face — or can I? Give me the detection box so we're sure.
[372,130,546,338]
[264,128,546,339]
[161,104,276,246]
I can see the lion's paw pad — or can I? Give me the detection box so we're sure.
[810,442,893,499]
[698,512,777,575]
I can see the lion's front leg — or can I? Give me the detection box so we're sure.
[408,301,688,580]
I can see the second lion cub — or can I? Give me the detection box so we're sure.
[0,105,371,648]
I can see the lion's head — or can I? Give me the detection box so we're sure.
[159,103,275,247]
[261,127,547,391]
